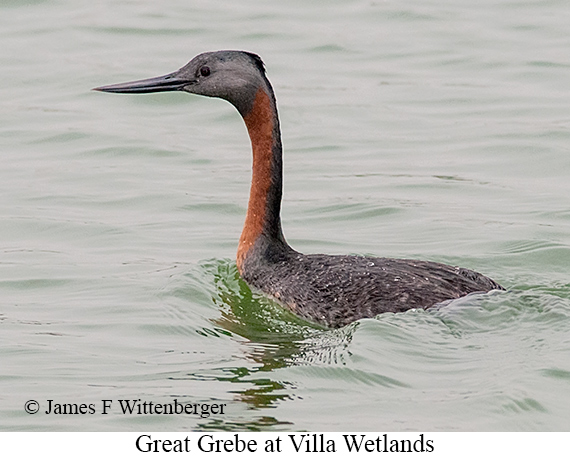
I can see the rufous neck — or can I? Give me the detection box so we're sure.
[236,86,285,271]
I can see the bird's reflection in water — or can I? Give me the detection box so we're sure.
[198,259,358,428]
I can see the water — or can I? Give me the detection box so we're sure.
[1,0,569,432]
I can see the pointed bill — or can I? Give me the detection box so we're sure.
[93,71,195,94]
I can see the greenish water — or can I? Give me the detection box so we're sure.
[1,0,569,431]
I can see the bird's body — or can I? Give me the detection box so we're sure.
[95,50,503,328]
[241,248,502,327]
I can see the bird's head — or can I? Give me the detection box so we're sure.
[94,50,271,116]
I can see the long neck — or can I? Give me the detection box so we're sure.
[236,85,287,272]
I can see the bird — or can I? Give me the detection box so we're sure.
[94,50,503,328]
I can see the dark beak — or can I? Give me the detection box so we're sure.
[93,71,195,94]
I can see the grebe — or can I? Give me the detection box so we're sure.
[94,50,503,328]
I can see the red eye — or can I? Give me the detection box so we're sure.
[200,66,211,77]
